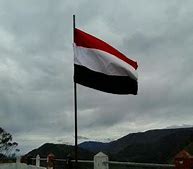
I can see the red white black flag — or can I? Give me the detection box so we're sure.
[73,28,138,95]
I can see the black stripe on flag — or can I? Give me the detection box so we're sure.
[74,64,138,95]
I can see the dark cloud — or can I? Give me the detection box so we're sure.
[77,136,90,141]
[166,124,193,129]
[0,0,193,154]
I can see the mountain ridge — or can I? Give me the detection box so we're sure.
[26,127,193,163]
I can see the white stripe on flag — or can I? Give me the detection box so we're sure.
[74,44,137,80]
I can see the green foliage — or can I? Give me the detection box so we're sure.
[0,127,18,155]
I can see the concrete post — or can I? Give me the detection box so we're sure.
[94,152,109,169]
[47,153,55,169]
[174,150,193,169]
[16,156,21,164]
[16,156,21,169]
[36,154,40,167]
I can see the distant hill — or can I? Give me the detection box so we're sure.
[79,127,193,163]
[26,127,193,164]
[116,128,193,163]
[78,141,110,154]
[25,143,94,160]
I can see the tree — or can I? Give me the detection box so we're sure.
[0,127,18,155]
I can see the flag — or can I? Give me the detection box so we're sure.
[73,28,138,95]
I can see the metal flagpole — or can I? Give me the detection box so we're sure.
[73,14,78,168]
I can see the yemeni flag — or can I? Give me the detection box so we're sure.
[73,28,138,95]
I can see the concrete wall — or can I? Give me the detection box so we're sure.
[0,163,46,169]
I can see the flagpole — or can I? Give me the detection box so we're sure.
[73,14,78,168]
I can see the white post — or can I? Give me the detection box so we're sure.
[36,154,40,167]
[94,152,109,169]
[16,156,21,169]
[16,156,21,164]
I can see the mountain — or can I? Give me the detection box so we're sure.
[79,127,193,163]
[25,143,94,160]
[116,128,193,163]
[79,129,178,154]
[26,127,193,164]
[78,141,110,154]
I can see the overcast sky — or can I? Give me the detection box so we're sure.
[0,0,193,154]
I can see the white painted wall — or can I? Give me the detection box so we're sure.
[0,163,46,169]
[94,152,109,169]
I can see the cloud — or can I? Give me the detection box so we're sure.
[77,136,90,141]
[0,0,193,154]
[166,124,193,129]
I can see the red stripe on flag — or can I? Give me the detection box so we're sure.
[74,28,138,70]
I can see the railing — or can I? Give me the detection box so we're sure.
[108,161,175,167]
[0,156,46,169]
[26,152,175,169]
[3,151,187,169]
[108,161,174,169]
[30,157,94,169]
[3,150,193,169]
